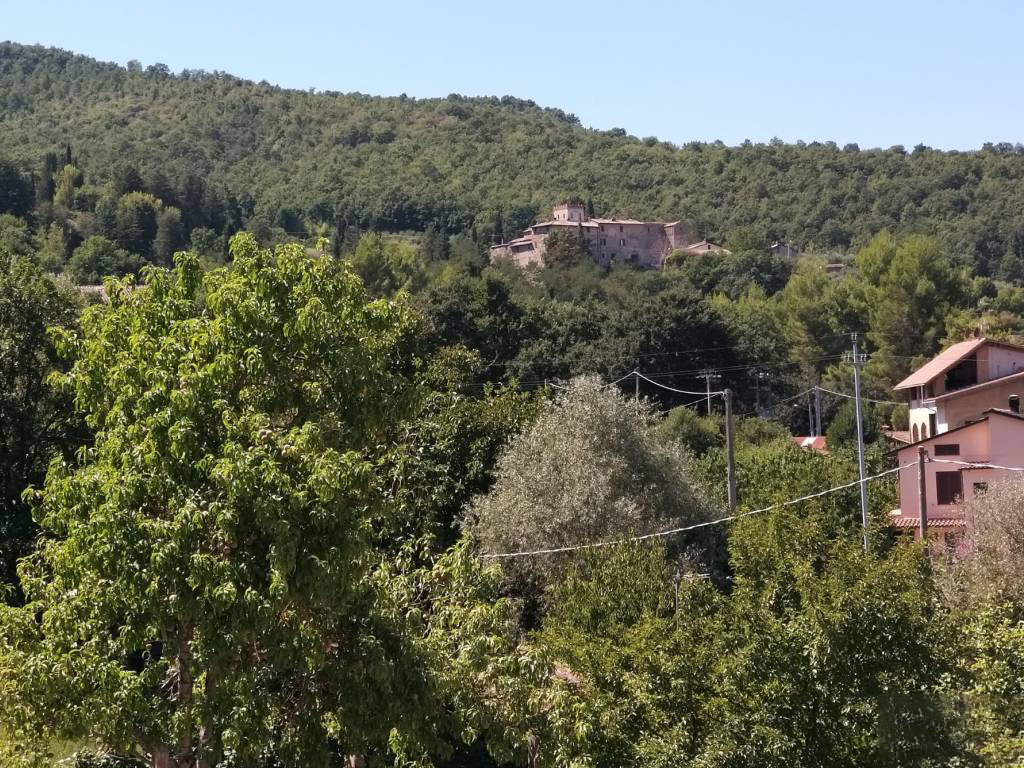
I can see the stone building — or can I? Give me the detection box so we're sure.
[489,202,716,268]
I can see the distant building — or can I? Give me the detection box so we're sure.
[893,336,1024,442]
[678,239,732,256]
[889,336,1024,543]
[490,202,704,268]
[770,241,800,258]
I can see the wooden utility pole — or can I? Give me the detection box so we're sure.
[725,388,737,512]
[918,446,929,547]
[634,369,640,409]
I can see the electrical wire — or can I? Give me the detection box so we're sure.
[635,371,726,397]
[816,385,902,406]
[929,458,1024,473]
[480,463,909,559]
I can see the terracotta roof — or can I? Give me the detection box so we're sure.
[791,436,828,454]
[885,429,912,444]
[590,218,652,225]
[891,516,966,529]
[893,338,988,391]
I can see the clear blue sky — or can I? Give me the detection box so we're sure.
[5,0,1022,150]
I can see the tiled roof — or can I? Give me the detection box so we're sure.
[891,516,966,529]
[893,338,988,391]
[791,436,828,453]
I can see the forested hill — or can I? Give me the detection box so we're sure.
[4,41,1024,270]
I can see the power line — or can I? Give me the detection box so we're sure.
[929,458,1024,473]
[480,463,909,559]
[816,385,902,406]
[635,371,726,397]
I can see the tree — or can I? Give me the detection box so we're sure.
[52,164,81,210]
[542,227,591,269]
[465,376,713,589]
[115,192,162,256]
[349,231,426,296]
[0,214,33,258]
[0,159,33,218]
[151,206,185,266]
[825,399,882,449]
[654,405,722,456]
[0,256,81,593]
[0,235,450,767]
[67,236,141,284]
[34,222,68,274]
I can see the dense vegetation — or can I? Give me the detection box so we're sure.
[4,40,1024,768]
[4,42,1024,275]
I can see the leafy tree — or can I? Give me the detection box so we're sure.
[349,231,426,295]
[654,404,722,455]
[151,205,185,266]
[465,376,713,589]
[34,222,68,273]
[0,214,32,257]
[0,255,81,592]
[542,227,590,269]
[115,191,161,256]
[0,235,438,766]
[0,159,33,218]
[52,163,81,210]
[67,235,141,284]
[825,399,882,449]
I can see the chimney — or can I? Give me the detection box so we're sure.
[1010,394,1021,414]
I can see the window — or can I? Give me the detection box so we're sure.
[600,225,605,232]
[619,225,623,233]
[929,412,937,437]
[973,481,989,497]
[619,239,625,246]
[936,471,963,505]
[934,444,960,456]
[600,238,606,246]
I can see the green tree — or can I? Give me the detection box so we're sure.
[542,227,591,269]
[465,376,713,590]
[151,205,185,266]
[0,235,441,766]
[67,235,141,284]
[0,159,33,218]
[0,214,33,258]
[34,222,68,273]
[349,231,426,295]
[52,163,81,210]
[654,404,722,456]
[0,256,81,592]
[115,191,162,256]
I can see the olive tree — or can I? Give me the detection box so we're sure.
[464,376,712,586]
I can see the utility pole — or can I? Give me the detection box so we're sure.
[813,385,822,438]
[846,334,870,550]
[756,370,773,418]
[724,388,737,512]
[700,370,721,416]
[807,391,815,436]
[634,369,640,411]
[917,446,929,549]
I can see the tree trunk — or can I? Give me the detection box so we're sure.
[176,622,195,768]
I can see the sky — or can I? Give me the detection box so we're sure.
[3,0,1023,150]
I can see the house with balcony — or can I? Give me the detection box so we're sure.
[893,336,1024,442]
[890,336,1024,543]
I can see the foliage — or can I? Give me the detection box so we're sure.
[0,255,81,594]
[0,235,436,766]
[825,399,883,449]
[349,231,427,296]
[542,227,590,270]
[653,404,722,455]
[66,235,141,283]
[465,376,713,589]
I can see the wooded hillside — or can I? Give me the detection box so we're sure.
[4,42,1024,273]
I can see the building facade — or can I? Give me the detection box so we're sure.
[890,336,1024,543]
[489,203,721,268]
